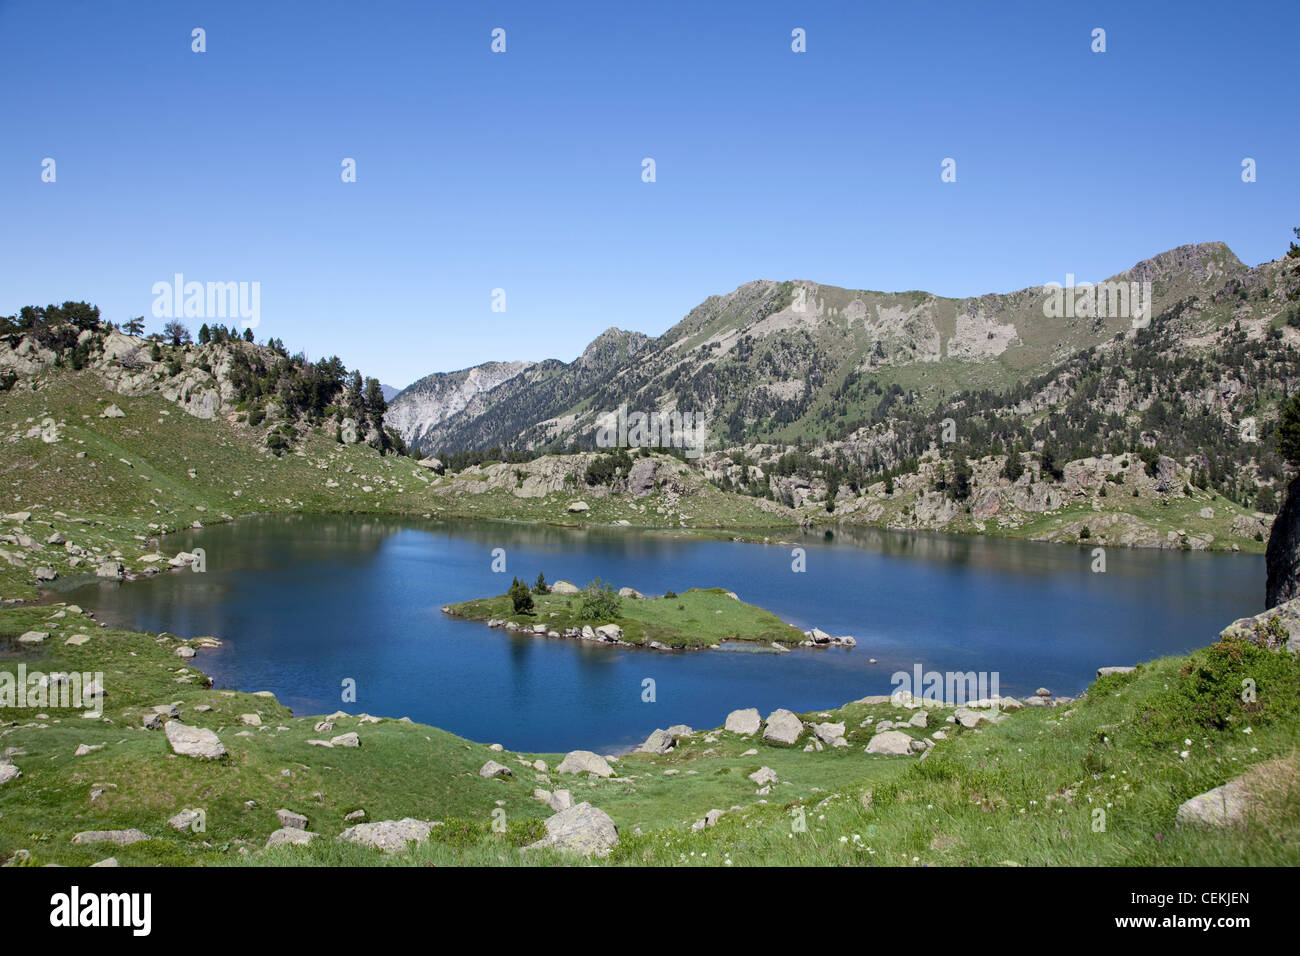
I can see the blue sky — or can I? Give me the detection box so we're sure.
[2,0,1296,387]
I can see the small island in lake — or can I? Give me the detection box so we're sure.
[442,576,856,651]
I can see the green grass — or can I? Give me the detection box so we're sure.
[3,598,1296,867]
[446,586,807,648]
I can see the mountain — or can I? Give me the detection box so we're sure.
[386,242,1259,455]
[380,384,401,402]
[385,360,537,451]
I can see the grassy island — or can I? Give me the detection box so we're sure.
[444,580,810,650]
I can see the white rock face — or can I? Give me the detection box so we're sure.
[383,360,534,449]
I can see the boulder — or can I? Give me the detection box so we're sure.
[330,732,361,748]
[748,766,778,786]
[99,404,125,418]
[524,802,618,857]
[551,580,580,595]
[637,728,676,755]
[594,624,623,642]
[617,587,644,599]
[479,760,512,778]
[276,809,309,830]
[566,501,590,514]
[168,809,203,831]
[908,710,929,728]
[762,708,804,745]
[1176,778,1250,828]
[724,708,761,736]
[266,828,318,849]
[17,631,48,644]
[0,764,22,785]
[556,750,614,777]
[812,721,846,745]
[164,721,226,759]
[338,818,438,853]
[953,708,990,729]
[1096,666,1136,678]
[865,731,913,755]
[1218,600,1300,654]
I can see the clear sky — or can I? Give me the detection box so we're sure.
[2,0,1296,388]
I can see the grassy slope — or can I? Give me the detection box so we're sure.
[2,600,1296,867]
[0,371,794,602]
[446,587,807,648]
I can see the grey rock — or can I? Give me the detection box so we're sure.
[1176,778,1250,828]
[479,760,512,778]
[1266,475,1300,608]
[865,731,913,755]
[724,708,761,736]
[555,750,614,777]
[637,728,676,755]
[276,809,309,830]
[266,827,319,849]
[164,721,226,759]
[762,708,803,745]
[524,802,618,857]
[337,818,439,853]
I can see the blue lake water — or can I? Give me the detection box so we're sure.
[57,515,1265,753]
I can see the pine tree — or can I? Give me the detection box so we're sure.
[509,577,534,613]
[1002,444,1024,482]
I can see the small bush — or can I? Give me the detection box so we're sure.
[577,578,621,621]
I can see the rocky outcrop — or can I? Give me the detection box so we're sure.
[1266,476,1300,608]
[1218,599,1300,654]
